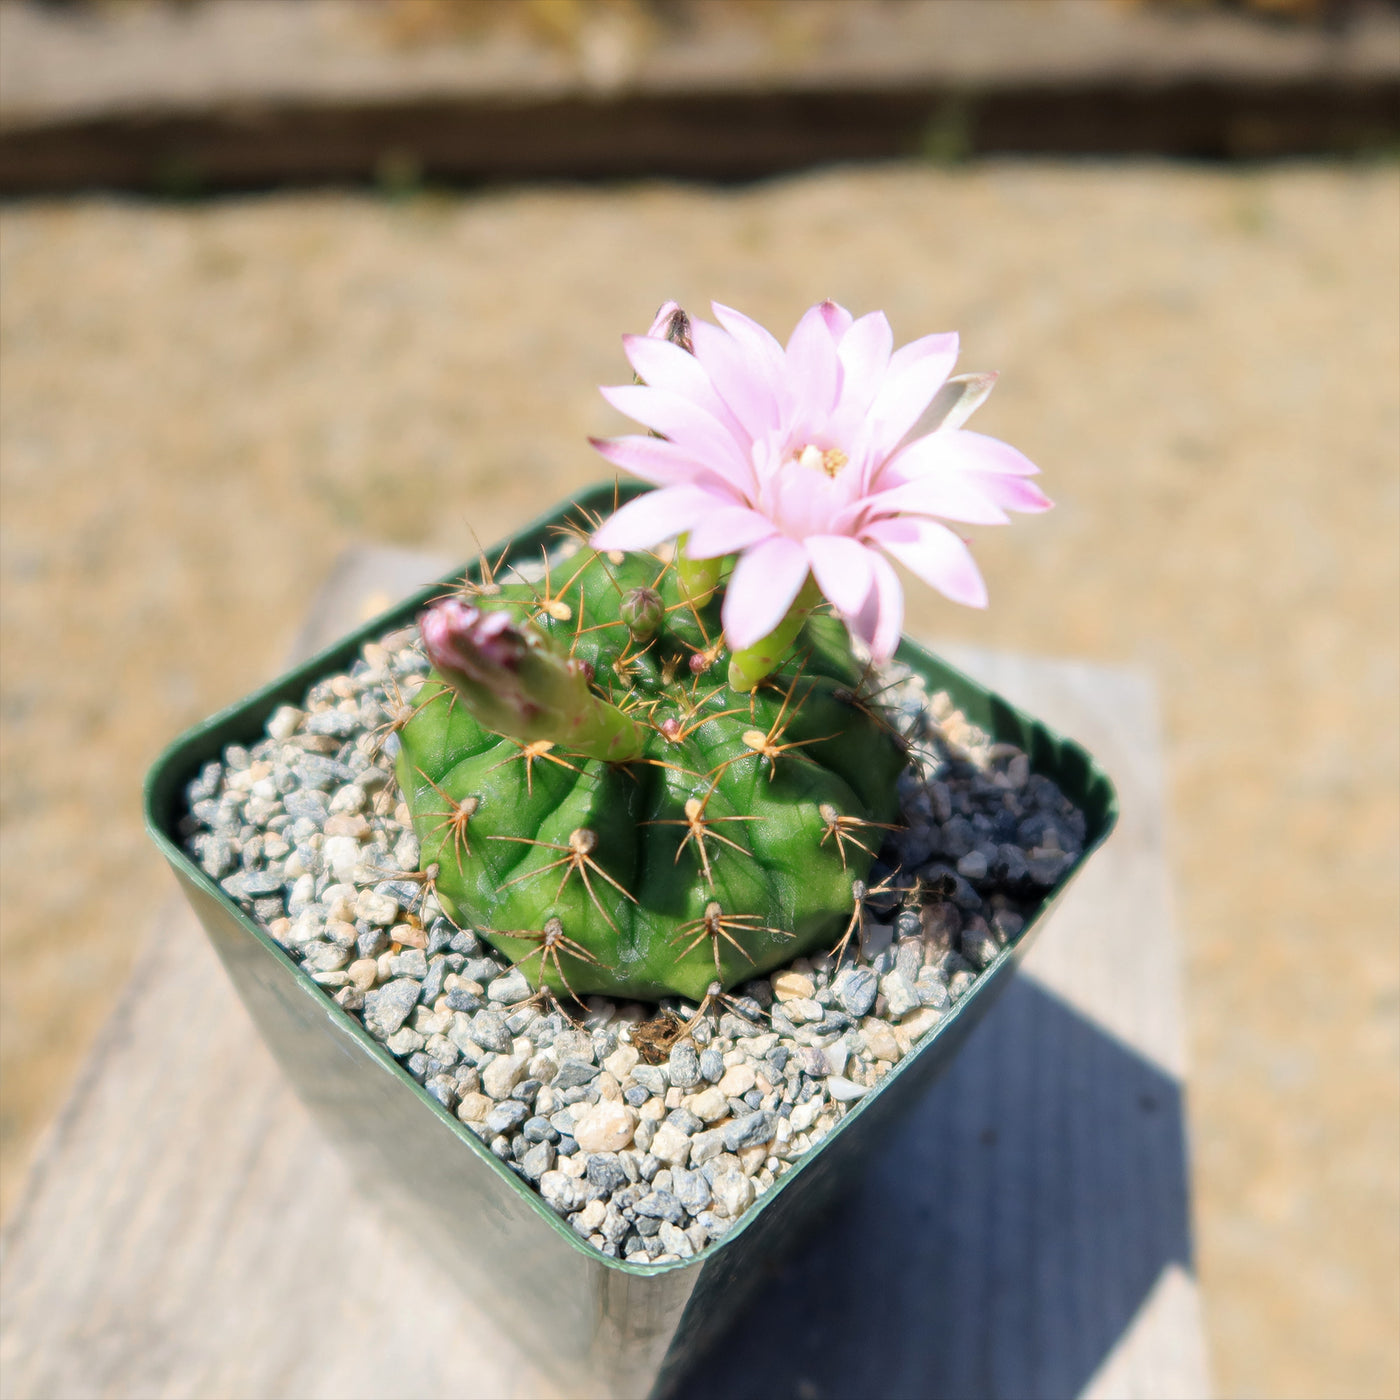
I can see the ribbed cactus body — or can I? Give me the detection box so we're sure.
[396,546,906,1003]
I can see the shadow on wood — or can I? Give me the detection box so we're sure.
[668,974,1196,1400]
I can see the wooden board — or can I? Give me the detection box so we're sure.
[0,548,1210,1400]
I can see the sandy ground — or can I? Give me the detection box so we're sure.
[1,161,1396,1398]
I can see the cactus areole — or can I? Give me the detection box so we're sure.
[396,540,907,1003]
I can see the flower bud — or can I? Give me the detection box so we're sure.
[647,301,693,353]
[620,586,664,641]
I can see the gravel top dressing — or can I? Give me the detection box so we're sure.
[180,588,1086,1266]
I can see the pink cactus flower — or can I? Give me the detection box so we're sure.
[590,300,1051,661]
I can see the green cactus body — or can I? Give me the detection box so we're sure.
[395,544,907,1003]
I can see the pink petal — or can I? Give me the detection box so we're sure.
[869,331,960,456]
[590,485,718,552]
[975,472,1053,514]
[710,301,787,380]
[590,434,728,490]
[834,311,894,421]
[818,299,854,339]
[721,536,810,650]
[862,475,1010,527]
[685,507,777,559]
[600,383,753,493]
[868,552,905,662]
[866,516,988,609]
[805,534,876,616]
[622,333,745,441]
[690,317,783,443]
[785,303,842,431]
[932,427,1041,476]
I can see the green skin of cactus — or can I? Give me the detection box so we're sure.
[395,548,907,1004]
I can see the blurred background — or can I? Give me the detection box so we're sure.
[1,1,1396,1396]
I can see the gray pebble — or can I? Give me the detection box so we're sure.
[635,1189,685,1225]
[667,1043,701,1088]
[630,1065,668,1095]
[521,1141,556,1181]
[723,1111,777,1152]
[666,1107,704,1136]
[553,1058,601,1090]
[670,1165,712,1216]
[363,979,421,1038]
[484,1099,529,1136]
[586,1153,629,1194]
[388,949,428,980]
[488,970,532,1004]
[834,965,878,1018]
[880,971,921,1018]
[471,1009,513,1054]
[699,1047,725,1082]
[463,957,502,984]
[523,1115,559,1144]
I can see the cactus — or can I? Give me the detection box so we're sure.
[395,530,908,1004]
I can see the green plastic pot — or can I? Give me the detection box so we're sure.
[144,483,1118,1400]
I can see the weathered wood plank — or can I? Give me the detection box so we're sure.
[0,549,1209,1400]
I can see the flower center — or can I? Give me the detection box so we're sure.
[796,443,848,479]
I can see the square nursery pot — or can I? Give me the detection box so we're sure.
[145,482,1118,1400]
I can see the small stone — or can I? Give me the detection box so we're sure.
[387,948,428,980]
[949,969,977,999]
[860,920,895,959]
[456,1091,491,1124]
[658,1220,695,1259]
[522,1115,559,1144]
[586,1152,629,1194]
[363,979,420,1038]
[893,1006,943,1054]
[346,957,378,992]
[797,1046,830,1078]
[826,1076,868,1102]
[688,1128,726,1166]
[482,1053,529,1100]
[828,968,873,1024]
[894,908,922,941]
[603,1043,640,1081]
[630,1064,667,1095]
[671,1165,711,1217]
[916,975,951,1011]
[356,927,390,960]
[921,901,961,948]
[321,835,362,882]
[782,997,823,1025]
[685,1086,729,1123]
[723,1111,776,1153]
[540,1171,588,1214]
[572,1100,637,1153]
[717,1064,756,1097]
[488,970,532,1004]
[960,917,1000,970]
[862,1021,900,1062]
[485,1099,529,1135]
[771,970,815,1002]
[710,1168,755,1219]
[553,1058,601,1090]
[699,1047,725,1082]
[521,1140,556,1181]
[957,849,989,881]
[386,1026,425,1056]
[649,1122,693,1168]
[667,1043,701,1089]
[635,1189,686,1225]
[470,1009,513,1054]
[879,971,921,1017]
